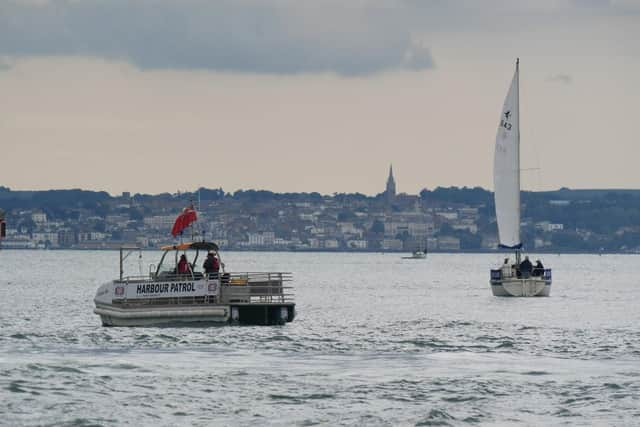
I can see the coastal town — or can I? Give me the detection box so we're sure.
[1,167,640,253]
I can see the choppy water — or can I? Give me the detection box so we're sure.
[1,250,640,426]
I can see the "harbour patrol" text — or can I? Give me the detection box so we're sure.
[136,282,196,294]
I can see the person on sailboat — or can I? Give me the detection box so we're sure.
[519,256,533,278]
[501,258,512,278]
[532,259,544,277]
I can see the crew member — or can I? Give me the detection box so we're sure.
[203,252,220,276]
[519,256,533,278]
[533,259,544,277]
[178,254,191,275]
[501,257,511,278]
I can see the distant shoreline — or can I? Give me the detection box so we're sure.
[0,247,635,255]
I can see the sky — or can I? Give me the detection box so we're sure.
[1,0,639,196]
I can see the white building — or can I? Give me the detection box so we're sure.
[381,239,403,251]
[347,239,368,249]
[435,211,459,221]
[323,239,340,249]
[299,213,315,221]
[262,232,275,246]
[452,223,478,234]
[338,222,360,235]
[248,233,265,246]
[535,222,564,232]
[143,215,175,229]
[32,232,59,247]
[549,200,570,206]
[32,212,47,224]
[77,232,107,242]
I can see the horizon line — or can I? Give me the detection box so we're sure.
[3,185,640,199]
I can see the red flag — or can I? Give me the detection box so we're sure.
[171,207,198,237]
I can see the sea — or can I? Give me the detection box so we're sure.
[1,250,639,426]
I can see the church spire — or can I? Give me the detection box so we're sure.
[385,164,396,201]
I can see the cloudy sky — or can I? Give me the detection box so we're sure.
[1,0,639,195]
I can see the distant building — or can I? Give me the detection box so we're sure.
[32,212,47,224]
[381,238,403,251]
[32,232,59,247]
[323,239,340,249]
[435,210,458,221]
[438,236,461,251]
[347,239,368,250]
[58,230,77,247]
[535,221,564,232]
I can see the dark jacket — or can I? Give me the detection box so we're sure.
[520,258,533,275]
[533,261,544,276]
[203,255,220,273]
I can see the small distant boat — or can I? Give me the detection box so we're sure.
[402,249,427,259]
[489,59,552,297]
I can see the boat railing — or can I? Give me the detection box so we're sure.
[114,272,295,304]
[117,275,152,283]
[490,268,552,281]
[222,272,294,304]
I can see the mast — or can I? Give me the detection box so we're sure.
[515,58,521,263]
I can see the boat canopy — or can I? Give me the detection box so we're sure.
[160,241,219,252]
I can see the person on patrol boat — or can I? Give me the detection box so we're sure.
[177,254,191,276]
[203,252,219,277]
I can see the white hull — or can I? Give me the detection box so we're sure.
[94,270,296,326]
[490,278,551,297]
[95,304,230,326]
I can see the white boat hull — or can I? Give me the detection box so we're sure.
[95,304,230,326]
[490,278,550,297]
[94,272,296,326]
[490,267,551,297]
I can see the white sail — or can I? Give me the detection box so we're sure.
[493,60,521,249]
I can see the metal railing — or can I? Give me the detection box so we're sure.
[221,272,294,304]
[113,271,294,306]
[490,268,552,282]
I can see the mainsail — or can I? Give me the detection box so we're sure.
[494,59,521,249]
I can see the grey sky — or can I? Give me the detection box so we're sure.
[1,0,438,75]
[2,0,638,75]
[0,0,639,195]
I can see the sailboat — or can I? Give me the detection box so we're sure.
[490,59,552,297]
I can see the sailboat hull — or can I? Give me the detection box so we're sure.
[490,269,552,297]
[490,279,550,297]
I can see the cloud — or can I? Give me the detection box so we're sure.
[0,0,435,76]
[547,74,573,84]
[1,0,636,75]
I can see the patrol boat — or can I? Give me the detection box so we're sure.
[94,241,295,326]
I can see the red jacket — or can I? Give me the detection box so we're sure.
[178,258,190,274]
